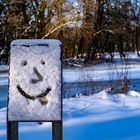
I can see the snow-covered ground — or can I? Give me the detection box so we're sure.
[1,90,140,140]
[0,65,8,72]
[1,51,140,140]
[64,61,140,83]
[0,73,8,86]
[64,51,140,82]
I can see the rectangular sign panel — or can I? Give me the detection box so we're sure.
[8,39,62,121]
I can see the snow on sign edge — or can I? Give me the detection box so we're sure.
[11,39,62,47]
[8,39,62,121]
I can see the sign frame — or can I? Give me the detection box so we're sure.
[7,39,63,122]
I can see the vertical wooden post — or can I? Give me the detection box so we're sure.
[7,122,18,140]
[52,121,62,140]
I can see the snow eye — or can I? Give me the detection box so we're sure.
[21,60,27,66]
[41,60,45,65]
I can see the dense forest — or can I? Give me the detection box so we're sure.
[0,0,140,65]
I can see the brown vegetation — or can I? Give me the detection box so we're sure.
[0,0,140,64]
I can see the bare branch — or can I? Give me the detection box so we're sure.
[42,14,80,39]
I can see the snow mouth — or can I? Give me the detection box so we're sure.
[17,85,51,105]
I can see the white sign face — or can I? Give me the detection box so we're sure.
[8,39,62,121]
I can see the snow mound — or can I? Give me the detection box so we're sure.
[94,88,110,99]
[64,89,140,124]
[95,89,140,99]
[128,91,140,98]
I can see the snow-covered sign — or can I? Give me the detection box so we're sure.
[8,39,62,121]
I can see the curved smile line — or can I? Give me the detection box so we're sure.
[17,85,51,100]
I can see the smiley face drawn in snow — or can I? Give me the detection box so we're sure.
[17,61,52,105]
[8,39,62,121]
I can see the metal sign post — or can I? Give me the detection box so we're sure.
[7,122,18,140]
[52,121,62,140]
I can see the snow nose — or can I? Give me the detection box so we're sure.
[31,67,43,84]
